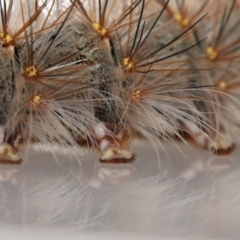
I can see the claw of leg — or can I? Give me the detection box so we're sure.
[209,142,235,156]
[208,137,235,156]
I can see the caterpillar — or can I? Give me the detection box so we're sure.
[0,0,240,164]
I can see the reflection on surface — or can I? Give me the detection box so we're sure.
[0,141,240,239]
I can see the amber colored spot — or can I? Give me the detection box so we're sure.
[33,95,40,103]
[132,89,142,99]
[29,95,41,108]
[122,57,133,71]
[173,13,189,27]
[0,32,13,44]
[206,47,218,61]
[218,81,227,91]
[92,23,107,36]
[26,65,38,77]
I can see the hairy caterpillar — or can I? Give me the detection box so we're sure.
[0,0,240,164]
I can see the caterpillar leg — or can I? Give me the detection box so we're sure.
[0,131,22,164]
[0,143,22,164]
[178,121,208,148]
[92,123,135,164]
[180,122,235,155]
[208,136,235,156]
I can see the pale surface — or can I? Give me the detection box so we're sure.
[0,141,240,239]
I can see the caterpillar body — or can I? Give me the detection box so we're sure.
[0,0,240,164]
